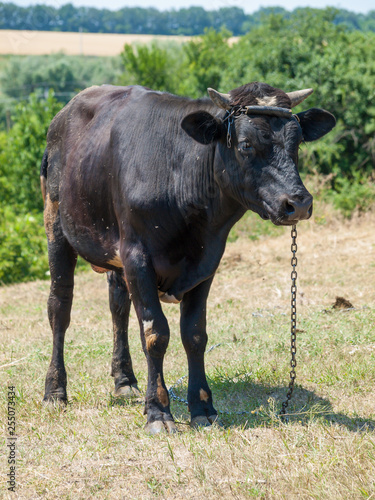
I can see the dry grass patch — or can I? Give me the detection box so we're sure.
[1,211,375,498]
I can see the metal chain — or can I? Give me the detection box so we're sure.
[279,224,298,421]
[169,225,299,421]
[226,115,233,148]
[168,375,189,405]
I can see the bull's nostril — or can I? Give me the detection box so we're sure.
[307,204,313,217]
[284,201,295,216]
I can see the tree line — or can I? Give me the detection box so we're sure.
[1,3,375,35]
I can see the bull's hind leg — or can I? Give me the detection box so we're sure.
[180,278,221,428]
[43,195,77,404]
[107,271,140,398]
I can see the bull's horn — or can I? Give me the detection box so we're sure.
[286,88,314,107]
[207,88,232,110]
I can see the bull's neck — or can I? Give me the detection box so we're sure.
[177,140,245,234]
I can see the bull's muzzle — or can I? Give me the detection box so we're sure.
[280,193,313,223]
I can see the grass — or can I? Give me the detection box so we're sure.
[1,209,375,498]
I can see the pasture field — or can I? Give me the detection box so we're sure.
[0,30,239,56]
[1,209,375,499]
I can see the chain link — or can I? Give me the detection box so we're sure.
[279,224,298,422]
[168,375,189,405]
[226,115,233,148]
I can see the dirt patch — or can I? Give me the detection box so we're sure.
[212,211,375,311]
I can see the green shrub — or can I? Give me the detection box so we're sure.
[328,172,375,217]
[118,42,181,92]
[0,209,47,284]
[0,92,62,284]
[0,91,63,212]
[0,207,89,285]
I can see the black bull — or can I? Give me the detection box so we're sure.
[41,82,335,433]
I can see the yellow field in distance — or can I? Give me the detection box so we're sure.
[0,29,239,56]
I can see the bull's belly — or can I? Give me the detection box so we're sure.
[60,209,211,303]
[61,217,122,273]
[68,232,189,303]
[89,252,185,304]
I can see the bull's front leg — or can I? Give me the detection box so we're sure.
[180,277,221,428]
[121,244,177,434]
[168,236,226,300]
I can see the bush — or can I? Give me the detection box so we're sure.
[0,91,63,212]
[328,172,375,217]
[118,42,181,92]
[0,92,62,284]
[0,209,47,284]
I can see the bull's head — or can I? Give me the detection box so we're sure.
[181,82,336,225]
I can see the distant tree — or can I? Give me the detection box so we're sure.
[179,28,231,97]
[119,42,181,91]
[361,10,375,31]
[211,7,248,35]
[2,4,374,35]
[173,7,211,35]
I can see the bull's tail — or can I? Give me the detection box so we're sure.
[40,148,48,204]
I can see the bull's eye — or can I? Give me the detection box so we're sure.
[238,141,254,156]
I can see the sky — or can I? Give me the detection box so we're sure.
[8,0,375,14]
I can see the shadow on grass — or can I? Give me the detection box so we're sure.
[108,393,144,408]
[105,375,374,432]
[170,377,375,432]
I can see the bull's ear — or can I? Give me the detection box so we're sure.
[296,108,336,142]
[181,111,223,144]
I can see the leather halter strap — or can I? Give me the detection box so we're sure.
[223,105,293,121]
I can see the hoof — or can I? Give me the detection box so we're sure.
[114,384,141,398]
[145,420,178,435]
[145,420,166,435]
[190,414,223,429]
[208,414,223,426]
[42,395,67,407]
[164,420,178,434]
